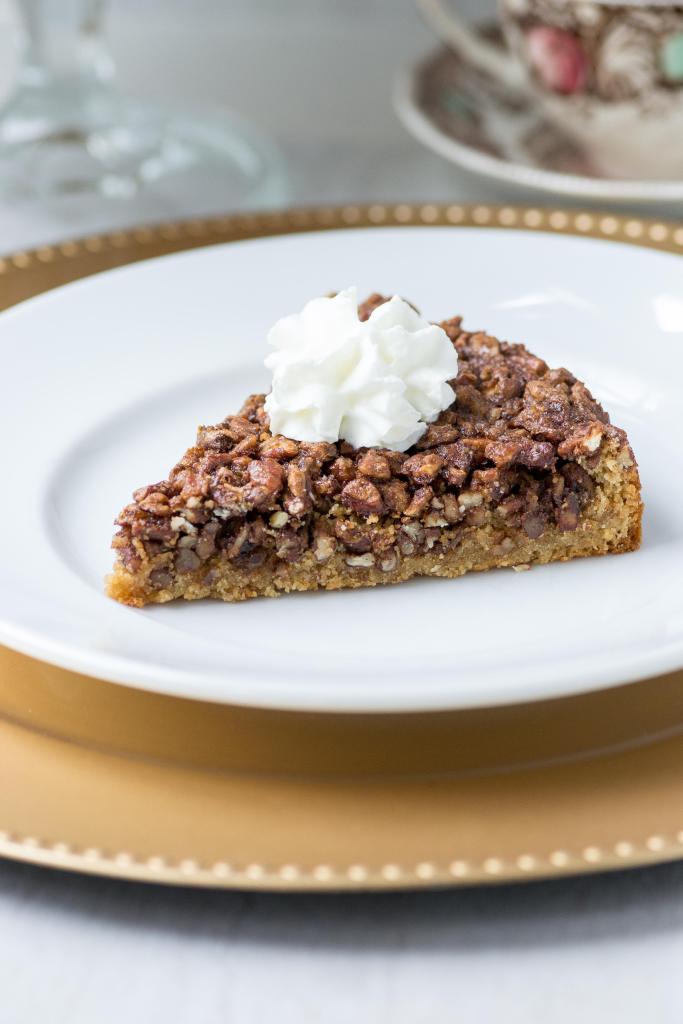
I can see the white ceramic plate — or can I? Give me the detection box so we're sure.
[1,224,681,712]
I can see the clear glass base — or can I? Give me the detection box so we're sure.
[0,86,288,208]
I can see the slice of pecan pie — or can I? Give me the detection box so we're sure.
[107,294,642,606]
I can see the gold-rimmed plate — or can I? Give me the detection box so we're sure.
[4,645,683,889]
[1,203,682,712]
[2,204,683,888]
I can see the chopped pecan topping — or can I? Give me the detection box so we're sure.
[175,548,201,573]
[245,458,285,510]
[334,520,373,553]
[381,478,410,514]
[455,381,490,419]
[149,567,172,589]
[558,421,604,460]
[195,427,233,452]
[284,463,312,516]
[436,441,472,472]
[113,295,629,585]
[225,416,262,440]
[313,526,336,562]
[403,452,443,484]
[195,520,221,560]
[260,435,299,460]
[521,512,546,540]
[404,486,433,518]
[330,457,355,483]
[357,450,391,480]
[415,423,459,449]
[137,491,172,516]
[275,526,307,562]
[557,492,581,532]
[340,478,384,517]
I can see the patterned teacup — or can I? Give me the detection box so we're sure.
[417,0,683,179]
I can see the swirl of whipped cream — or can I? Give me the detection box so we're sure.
[264,288,459,452]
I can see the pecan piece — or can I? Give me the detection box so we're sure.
[299,441,337,466]
[484,439,523,467]
[404,486,433,518]
[313,527,336,562]
[558,421,604,459]
[458,438,489,465]
[225,435,259,462]
[224,415,261,440]
[137,491,172,516]
[314,475,341,499]
[131,515,174,543]
[403,452,443,484]
[244,458,285,510]
[398,523,425,555]
[210,482,248,517]
[275,526,308,563]
[517,439,556,470]
[455,382,491,419]
[284,464,313,516]
[259,435,300,461]
[330,457,355,484]
[238,393,268,423]
[195,427,233,452]
[521,511,546,539]
[557,492,581,532]
[442,493,462,524]
[415,423,458,449]
[471,467,513,502]
[346,552,375,568]
[175,548,201,573]
[437,442,473,472]
[357,450,391,481]
[269,510,290,528]
[513,380,571,442]
[497,495,524,520]
[340,478,384,517]
[443,466,468,488]
[195,520,221,560]
[334,520,373,553]
[149,567,173,589]
[379,549,399,573]
[381,479,409,514]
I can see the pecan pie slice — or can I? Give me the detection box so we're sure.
[107,295,642,606]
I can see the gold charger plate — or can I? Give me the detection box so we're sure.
[2,203,683,890]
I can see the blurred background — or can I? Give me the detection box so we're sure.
[0,0,535,250]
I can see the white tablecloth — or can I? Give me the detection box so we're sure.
[1,2,682,1020]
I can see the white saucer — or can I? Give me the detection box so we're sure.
[1,221,681,712]
[395,46,683,204]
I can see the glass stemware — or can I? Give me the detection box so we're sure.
[0,0,287,209]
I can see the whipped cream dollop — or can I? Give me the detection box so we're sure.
[264,288,458,452]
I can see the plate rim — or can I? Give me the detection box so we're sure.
[393,52,683,203]
[3,646,683,890]
[1,202,682,714]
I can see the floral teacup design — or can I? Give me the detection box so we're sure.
[417,0,683,178]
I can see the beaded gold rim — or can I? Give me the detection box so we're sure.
[2,202,683,890]
[1,204,683,292]
[1,828,682,889]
